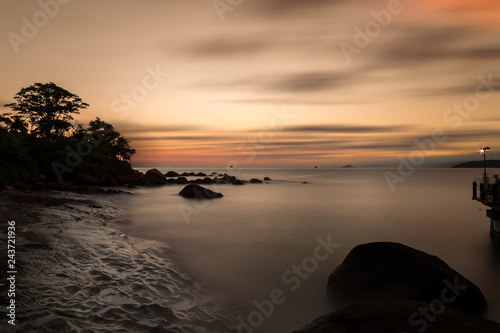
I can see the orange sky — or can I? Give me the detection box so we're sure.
[1,0,500,167]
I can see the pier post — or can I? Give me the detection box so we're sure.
[493,183,498,205]
[491,218,500,241]
[473,181,477,199]
[480,183,486,201]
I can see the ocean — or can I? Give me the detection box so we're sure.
[118,167,500,332]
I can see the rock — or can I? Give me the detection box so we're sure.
[222,174,236,183]
[249,178,263,184]
[231,179,245,185]
[144,169,167,186]
[264,177,272,181]
[214,178,227,184]
[293,300,500,333]
[195,172,207,177]
[12,183,33,191]
[98,174,118,186]
[34,182,47,190]
[75,174,98,186]
[202,177,213,184]
[165,171,179,177]
[327,242,487,315]
[179,184,223,199]
[116,175,135,186]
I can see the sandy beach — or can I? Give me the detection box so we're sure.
[0,190,238,333]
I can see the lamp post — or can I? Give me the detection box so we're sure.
[480,147,490,186]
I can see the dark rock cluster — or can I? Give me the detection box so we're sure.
[293,242,499,333]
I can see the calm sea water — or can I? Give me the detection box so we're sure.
[123,168,500,332]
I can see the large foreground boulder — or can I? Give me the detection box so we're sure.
[327,242,487,315]
[179,184,223,199]
[293,300,500,333]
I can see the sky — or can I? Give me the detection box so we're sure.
[1,0,500,168]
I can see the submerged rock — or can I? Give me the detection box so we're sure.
[179,184,223,199]
[293,300,500,333]
[327,242,487,315]
[231,179,245,185]
[249,178,263,184]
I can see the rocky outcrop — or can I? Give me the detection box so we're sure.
[293,300,500,333]
[75,174,98,186]
[165,171,179,177]
[178,184,223,199]
[144,169,167,186]
[327,242,487,315]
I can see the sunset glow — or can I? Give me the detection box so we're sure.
[2,0,500,168]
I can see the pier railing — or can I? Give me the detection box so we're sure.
[472,181,500,207]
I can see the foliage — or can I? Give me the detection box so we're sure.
[3,82,88,142]
[1,83,136,185]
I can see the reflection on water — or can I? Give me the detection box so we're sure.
[127,168,500,332]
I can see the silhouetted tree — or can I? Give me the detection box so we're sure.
[70,117,136,176]
[2,82,88,142]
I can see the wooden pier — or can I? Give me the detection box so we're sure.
[472,181,500,241]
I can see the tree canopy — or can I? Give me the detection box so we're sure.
[2,82,89,142]
[0,83,136,185]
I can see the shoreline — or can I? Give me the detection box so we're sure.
[0,190,239,332]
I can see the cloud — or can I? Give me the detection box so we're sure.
[128,135,236,141]
[117,124,205,133]
[188,38,270,57]
[283,124,411,134]
[214,97,374,105]
[263,72,349,93]
[255,0,345,15]
[375,25,499,65]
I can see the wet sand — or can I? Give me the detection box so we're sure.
[0,190,238,333]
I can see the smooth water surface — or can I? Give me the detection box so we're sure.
[125,168,500,332]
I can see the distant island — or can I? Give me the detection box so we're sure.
[342,164,354,168]
[451,160,500,168]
